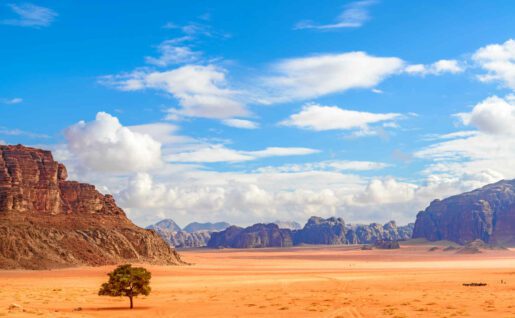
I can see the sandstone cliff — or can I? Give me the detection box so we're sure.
[0,144,183,269]
[412,179,515,245]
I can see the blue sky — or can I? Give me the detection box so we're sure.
[1,1,515,227]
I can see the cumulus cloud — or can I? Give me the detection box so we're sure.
[415,96,515,185]
[222,118,259,129]
[280,103,402,133]
[65,112,163,172]
[2,3,57,27]
[405,59,464,76]
[295,0,376,30]
[455,95,515,135]
[101,65,247,119]
[473,39,515,90]
[167,145,319,163]
[262,52,404,102]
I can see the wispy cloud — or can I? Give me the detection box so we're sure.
[2,3,57,27]
[0,127,49,139]
[1,97,23,105]
[295,0,376,30]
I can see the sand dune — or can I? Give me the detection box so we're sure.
[1,244,515,317]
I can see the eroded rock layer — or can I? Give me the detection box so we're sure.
[0,145,182,269]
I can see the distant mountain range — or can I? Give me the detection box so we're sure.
[146,220,231,248]
[207,217,414,248]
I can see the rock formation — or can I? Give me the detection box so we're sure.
[207,224,293,248]
[147,219,182,233]
[0,145,183,269]
[146,219,212,248]
[207,217,415,249]
[293,217,347,245]
[413,179,515,245]
[183,222,230,233]
[346,221,414,244]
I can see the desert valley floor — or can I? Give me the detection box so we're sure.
[2,243,515,318]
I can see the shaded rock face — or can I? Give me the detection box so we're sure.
[183,222,230,233]
[413,180,515,245]
[208,224,293,248]
[0,145,182,269]
[293,217,346,245]
[346,221,414,244]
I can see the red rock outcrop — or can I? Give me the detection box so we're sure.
[0,144,183,269]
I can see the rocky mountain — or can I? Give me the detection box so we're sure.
[413,179,515,245]
[146,219,211,248]
[208,217,414,248]
[346,221,414,244]
[293,217,347,245]
[207,224,293,248]
[183,221,230,233]
[146,219,182,233]
[273,220,302,230]
[0,145,183,269]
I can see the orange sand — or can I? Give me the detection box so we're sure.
[1,244,515,317]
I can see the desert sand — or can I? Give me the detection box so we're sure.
[1,243,515,317]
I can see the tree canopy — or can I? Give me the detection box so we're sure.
[98,264,151,309]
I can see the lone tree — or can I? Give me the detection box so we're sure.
[98,264,151,309]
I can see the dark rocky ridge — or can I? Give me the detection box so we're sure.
[413,179,515,245]
[0,144,183,269]
[208,217,414,248]
[208,224,293,248]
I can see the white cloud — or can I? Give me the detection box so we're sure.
[255,160,389,173]
[64,112,163,173]
[145,39,202,67]
[0,140,5,145]
[101,65,247,119]
[280,103,402,133]
[167,145,319,163]
[405,59,464,76]
[473,39,515,90]
[351,177,417,205]
[222,118,259,129]
[455,95,515,135]
[295,0,376,30]
[2,3,57,27]
[0,127,49,139]
[1,97,23,105]
[415,96,515,186]
[262,52,404,102]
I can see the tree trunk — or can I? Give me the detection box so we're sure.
[130,296,133,309]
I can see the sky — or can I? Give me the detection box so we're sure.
[1,1,515,228]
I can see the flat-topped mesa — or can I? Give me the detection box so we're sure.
[0,144,124,217]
